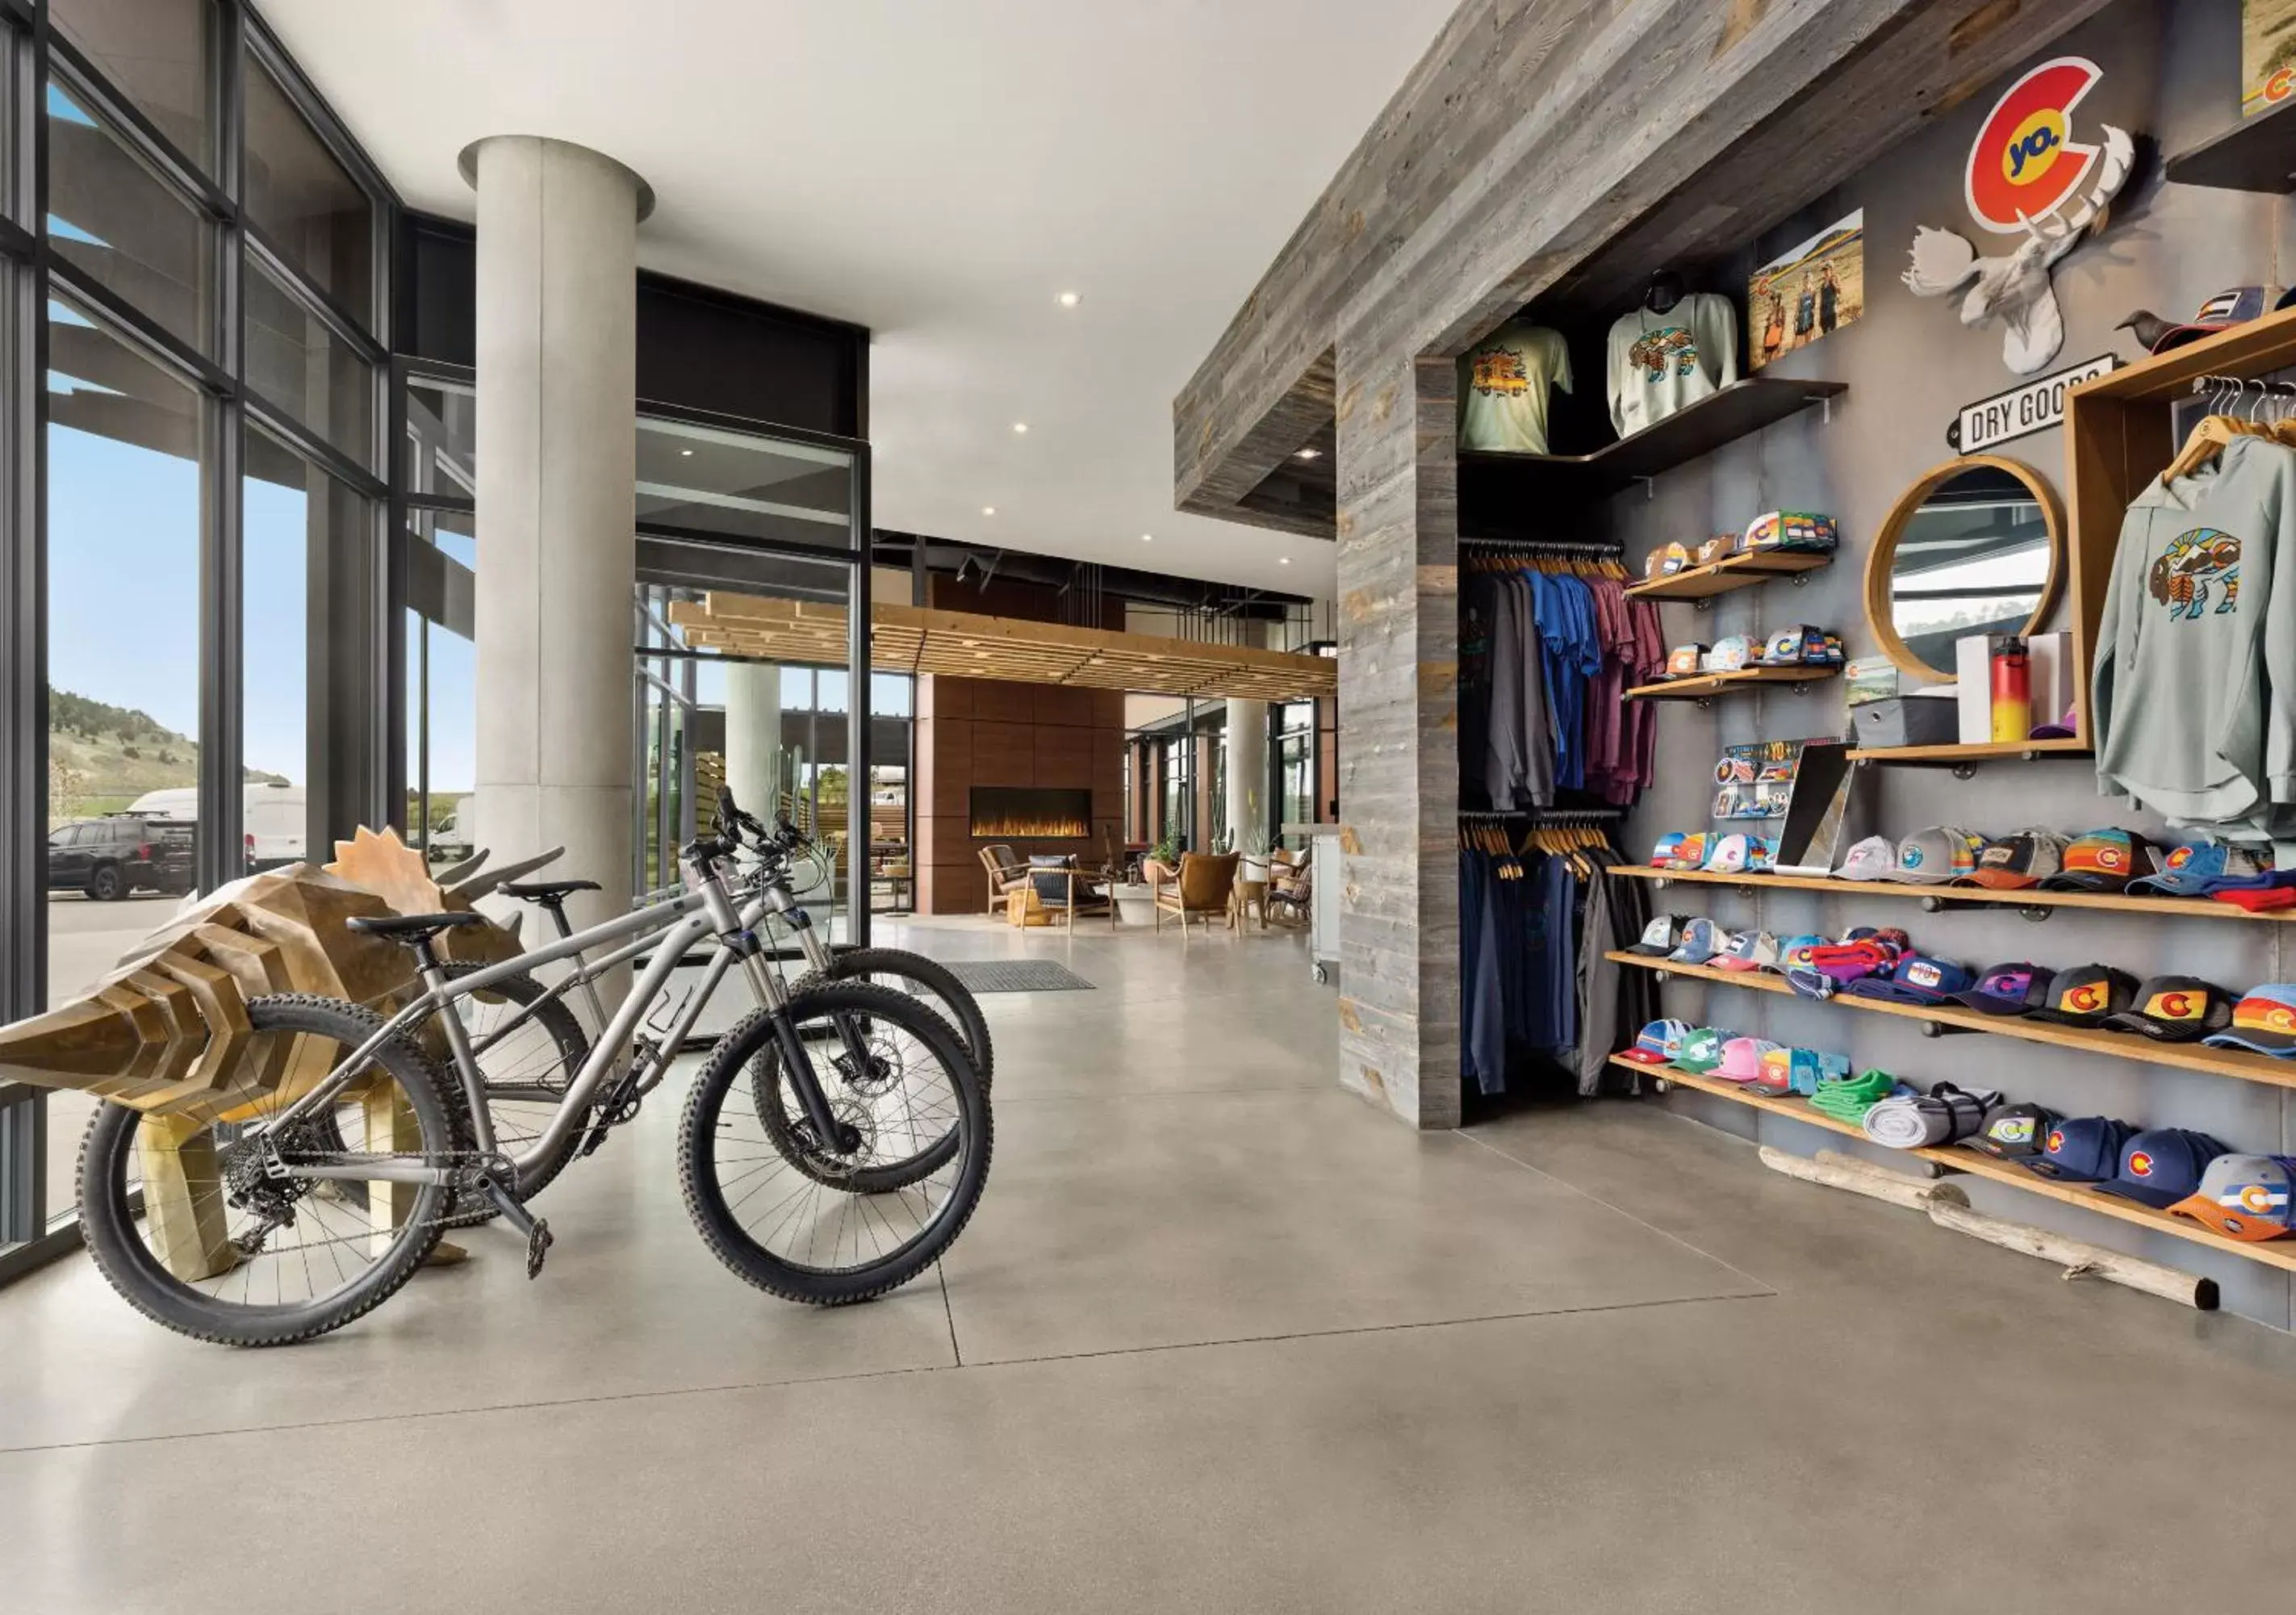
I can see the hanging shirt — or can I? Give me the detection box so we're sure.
[1458,322,1574,454]
[1605,294,1740,437]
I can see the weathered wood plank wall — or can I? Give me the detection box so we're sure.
[1184,0,2110,1125]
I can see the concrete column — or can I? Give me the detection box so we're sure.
[462,136,650,934]
[1224,698,1268,853]
[724,662,784,823]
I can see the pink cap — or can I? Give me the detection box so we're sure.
[1714,1036,1784,1083]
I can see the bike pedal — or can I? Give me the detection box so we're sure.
[525,1218,554,1281]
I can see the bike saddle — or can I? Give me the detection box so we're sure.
[500,878,602,902]
[345,910,489,943]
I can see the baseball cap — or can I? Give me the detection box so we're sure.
[1619,1017,1696,1065]
[1836,835,1897,882]
[2126,840,2266,897]
[2030,707,2079,740]
[2024,964,2139,1027]
[1674,1027,1734,1073]
[1843,954,1979,1006]
[2134,286,2275,354]
[1963,1102,2059,1161]
[2093,1128,2230,1210]
[2025,1115,2135,1182]
[1950,962,2057,1017]
[1955,831,2069,891]
[1880,826,1984,885]
[1710,635,1754,672]
[2201,985,2296,1056]
[1778,934,1830,971]
[2167,1154,2296,1241]
[1666,918,1729,966]
[2038,829,2158,892]
[1751,1045,1849,1097]
[1702,833,1756,874]
[1666,644,1707,677]
[1628,915,1688,956]
[2099,976,2235,1042]
[1652,832,1708,870]
[1713,1036,1784,1083]
[1713,931,1783,973]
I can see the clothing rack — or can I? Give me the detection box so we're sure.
[2189,374,2296,396]
[1459,808,1625,825]
[1459,537,1623,556]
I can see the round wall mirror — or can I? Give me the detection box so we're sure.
[1863,455,2065,683]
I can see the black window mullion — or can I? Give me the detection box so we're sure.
[244,220,383,361]
[44,257,232,392]
[201,0,245,897]
[237,10,396,215]
[42,33,229,218]
[242,389,383,497]
[0,215,29,259]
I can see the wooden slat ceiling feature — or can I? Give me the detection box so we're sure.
[666,593,1337,702]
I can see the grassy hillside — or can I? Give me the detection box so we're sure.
[48,690,284,820]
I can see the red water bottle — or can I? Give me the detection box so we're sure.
[1990,637,2030,743]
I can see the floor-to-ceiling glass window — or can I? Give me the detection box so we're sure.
[2,5,391,1274]
[395,361,476,862]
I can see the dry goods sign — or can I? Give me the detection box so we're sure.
[1946,354,2118,453]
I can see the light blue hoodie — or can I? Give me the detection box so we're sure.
[2092,433,2296,831]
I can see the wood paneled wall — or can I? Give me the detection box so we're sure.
[914,677,1126,914]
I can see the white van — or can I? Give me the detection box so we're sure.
[127,784,307,871]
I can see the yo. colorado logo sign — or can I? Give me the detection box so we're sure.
[1966,58,2108,234]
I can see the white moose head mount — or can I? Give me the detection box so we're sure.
[1903,124,2136,376]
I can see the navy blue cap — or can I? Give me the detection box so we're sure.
[1841,956,1977,1006]
[2024,1116,2135,1182]
[2092,1128,2230,1209]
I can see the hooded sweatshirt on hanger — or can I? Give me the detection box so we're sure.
[2092,433,2296,832]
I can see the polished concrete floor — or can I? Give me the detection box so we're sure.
[4,914,2294,1612]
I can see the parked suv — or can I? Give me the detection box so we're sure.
[47,816,196,901]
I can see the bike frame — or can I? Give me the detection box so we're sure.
[271,854,835,1188]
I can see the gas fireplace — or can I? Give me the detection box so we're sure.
[970,786,1091,840]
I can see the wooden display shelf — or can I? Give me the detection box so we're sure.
[1604,950,2296,1094]
[1612,1056,2296,1275]
[1457,376,1846,500]
[1624,548,1833,602]
[2164,100,2296,195]
[1846,736,2092,767]
[1625,667,1838,701]
[1609,864,2296,925]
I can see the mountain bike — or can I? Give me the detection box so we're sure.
[76,803,992,1346]
[425,795,991,1218]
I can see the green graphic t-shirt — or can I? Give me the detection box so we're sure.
[1457,322,1573,454]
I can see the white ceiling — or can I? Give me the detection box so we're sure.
[260,0,1459,602]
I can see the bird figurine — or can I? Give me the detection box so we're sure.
[2116,310,2174,352]
[1903,124,2137,375]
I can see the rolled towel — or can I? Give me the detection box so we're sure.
[1861,1083,1997,1149]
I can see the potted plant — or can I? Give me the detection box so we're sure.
[1118,831,1181,926]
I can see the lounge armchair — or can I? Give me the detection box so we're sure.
[1152,851,1240,933]
[1030,866,1113,929]
[977,843,1031,914]
[1266,860,1312,928]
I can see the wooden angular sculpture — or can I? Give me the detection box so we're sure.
[0,826,548,1123]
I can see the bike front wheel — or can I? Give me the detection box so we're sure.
[680,982,991,1305]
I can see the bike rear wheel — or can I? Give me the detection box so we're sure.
[77,995,465,1347]
[680,982,991,1305]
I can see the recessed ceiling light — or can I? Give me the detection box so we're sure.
[1294,448,1321,460]
[1280,557,1291,565]
[1012,422,1029,434]
[982,506,996,517]
[1140,533,1153,542]
[1057,291,1081,308]
[680,448,694,457]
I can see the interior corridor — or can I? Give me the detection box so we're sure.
[3,918,2292,1613]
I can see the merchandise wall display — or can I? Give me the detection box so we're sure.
[1607,291,1739,437]
[1457,320,1573,454]
[1459,549,1663,810]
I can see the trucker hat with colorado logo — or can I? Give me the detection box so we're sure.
[2167,1154,2296,1241]
[2038,828,2159,892]
[2023,964,2139,1028]
[2202,985,2296,1056]
[1880,826,1984,885]
[2099,976,2235,1043]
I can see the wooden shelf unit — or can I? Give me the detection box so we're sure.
[1610,862,2296,924]
[1624,548,1833,602]
[1613,1056,2296,1275]
[1457,376,1846,502]
[2163,100,2296,195]
[1625,666,1838,701]
[1604,950,2296,1094]
[1845,737,2092,767]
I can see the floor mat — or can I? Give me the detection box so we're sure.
[945,960,1097,993]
